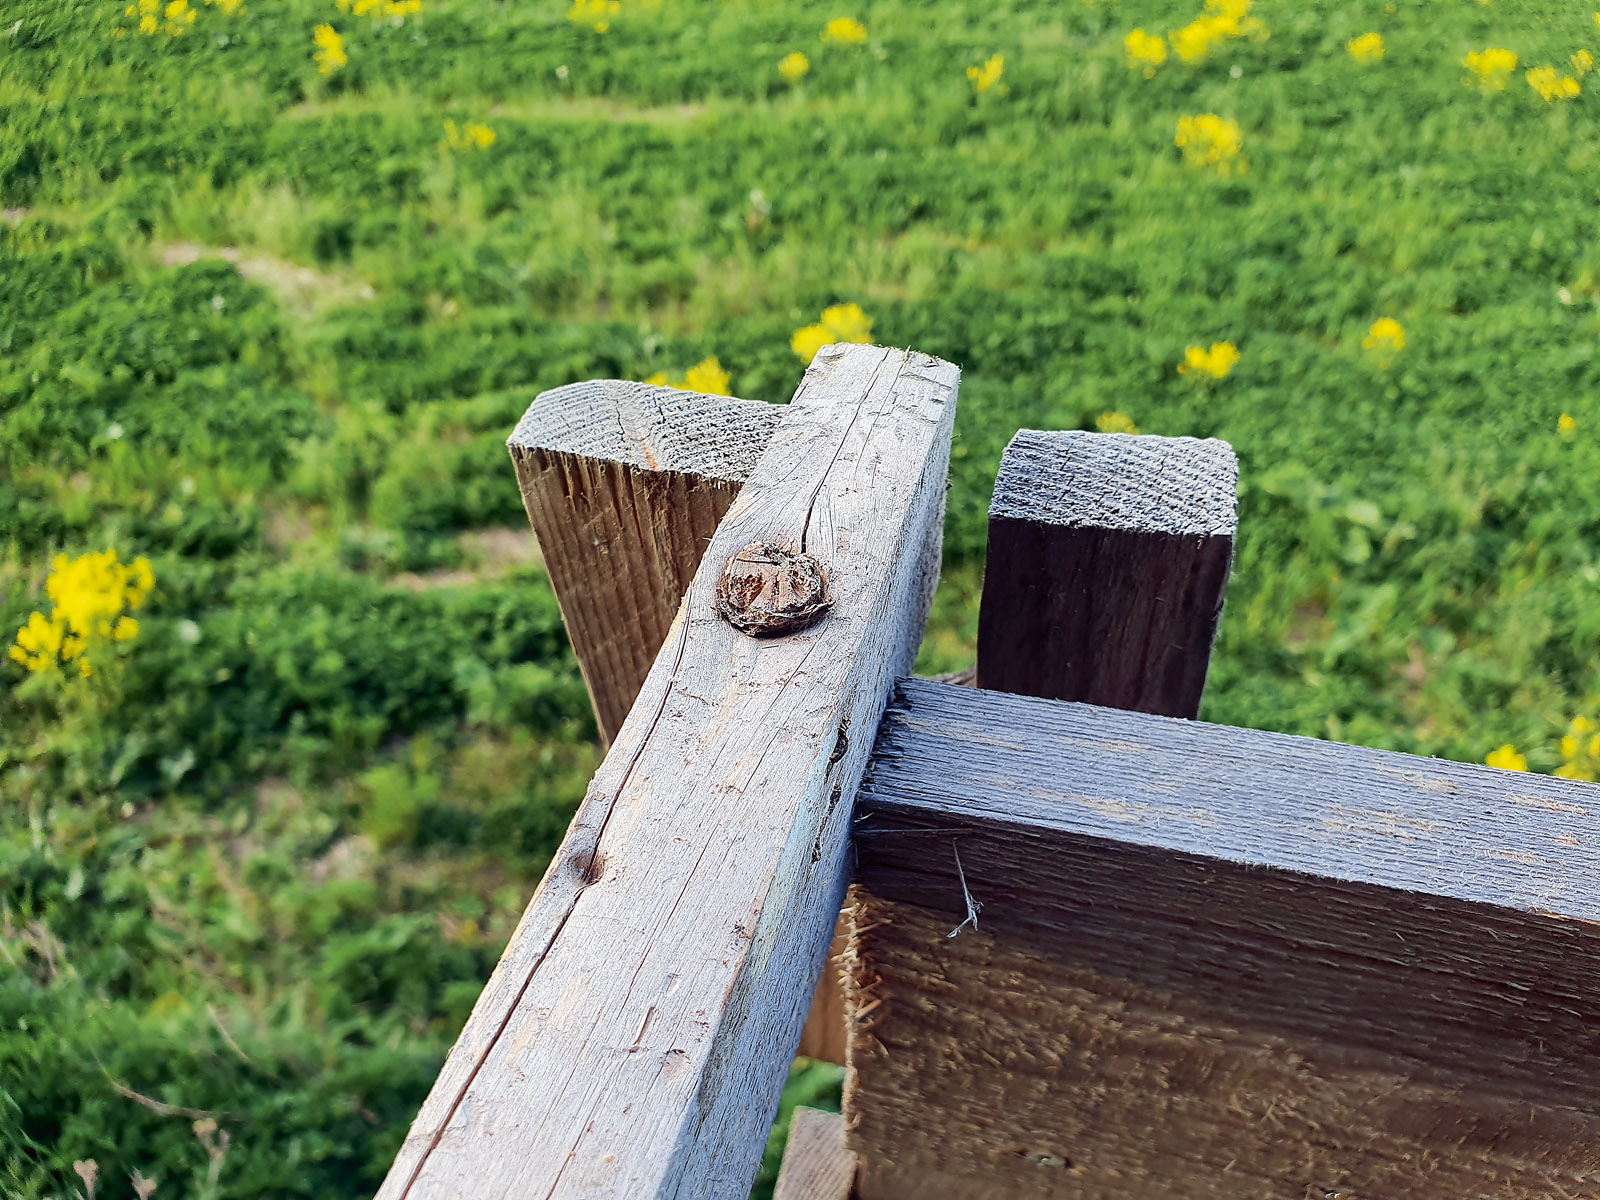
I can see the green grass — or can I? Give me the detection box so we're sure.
[4,0,1600,1195]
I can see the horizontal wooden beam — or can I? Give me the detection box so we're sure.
[381,346,958,1200]
[773,1109,855,1200]
[845,678,1600,1200]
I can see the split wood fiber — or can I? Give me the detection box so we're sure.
[975,430,1237,716]
[508,380,783,744]
[845,678,1600,1200]
[378,345,958,1200]
[772,1109,855,1200]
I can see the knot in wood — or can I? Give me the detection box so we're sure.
[715,541,833,637]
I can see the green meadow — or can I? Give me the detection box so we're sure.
[4,0,1599,1194]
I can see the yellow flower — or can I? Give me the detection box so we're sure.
[313,24,347,73]
[967,54,1004,95]
[1559,412,1577,436]
[1574,49,1594,76]
[682,357,731,396]
[1527,65,1581,102]
[646,357,732,396]
[443,120,495,152]
[1346,32,1383,64]
[1463,47,1517,92]
[1485,744,1527,771]
[790,301,874,362]
[1175,113,1244,173]
[1096,411,1139,434]
[790,324,831,364]
[779,51,810,82]
[1573,716,1598,735]
[568,0,620,33]
[10,551,152,675]
[205,0,246,13]
[1170,0,1263,63]
[1177,341,1240,380]
[1125,29,1167,76]
[1362,317,1406,355]
[821,17,867,45]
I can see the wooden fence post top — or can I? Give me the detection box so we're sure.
[507,378,784,481]
[990,429,1238,536]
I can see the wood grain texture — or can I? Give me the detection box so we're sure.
[379,345,958,1200]
[844,678,1600,1200]
[975,430,1237,717]
[508,380,784,744]
[773,1109,855,1200]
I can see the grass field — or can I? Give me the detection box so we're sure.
[4,0,1600,1195]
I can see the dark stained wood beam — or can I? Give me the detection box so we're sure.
[845,678,1600,1200]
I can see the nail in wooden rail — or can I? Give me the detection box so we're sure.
[377,345,958,1200]
[975,429,1237,715]
[847,678,1600,1200]
[507,380,782,745]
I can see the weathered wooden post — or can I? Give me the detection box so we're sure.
[377,345,958,1199]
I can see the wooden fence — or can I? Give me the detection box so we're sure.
[377,345,1600,1200]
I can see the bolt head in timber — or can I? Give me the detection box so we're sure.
[715,541,833,637]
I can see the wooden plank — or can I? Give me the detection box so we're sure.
[772,1109,855,1200]
[508,380,783,744]
[508,381,849,1062]
[975,430,1237,717]
[379,345,959,1200]
[844,678,1600,1200]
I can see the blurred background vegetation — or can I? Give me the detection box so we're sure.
[4,0,1599,1195]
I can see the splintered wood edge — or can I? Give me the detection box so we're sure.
[990,429,1238,535]
[381,344,959,1200]
[507,379,784,482]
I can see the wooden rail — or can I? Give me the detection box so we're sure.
[380,346,1600,1199]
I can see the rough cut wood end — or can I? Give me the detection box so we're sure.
[990,428,1238,536]
[507,378,783,481]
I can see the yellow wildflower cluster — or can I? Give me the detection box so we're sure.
[821,18,868,45]
[1463,47,1517,92]
[1177,341,1239,380]
[1169,0,1264,66]
[442,119,496,152]
[125,0,196,36]
[1485,743,1527,771]
[779,51,810,83]
[568,0,620,33]
[790,302,873,364]
[1555,716,1600,782]
[337,0,421,16]
[313,24,347,72]
[1174,113,1244,173]
[645,357,732,396]
[204,0,245,14]
[1558,412,1577,436]
[1575,50,1595,76]
[967,54,1005,95]
[1096,411,1139,435]
[10,551,153,678]
[1346,32,1383,64]
[1125,29,1167,76]
[1526,65,1581,102]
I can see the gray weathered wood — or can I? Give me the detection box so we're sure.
[379,344,958,1200]
[975,430,1237,716]
[844,677,1600,1199]
[508,381,783,743]
[773,1109,855,1200]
